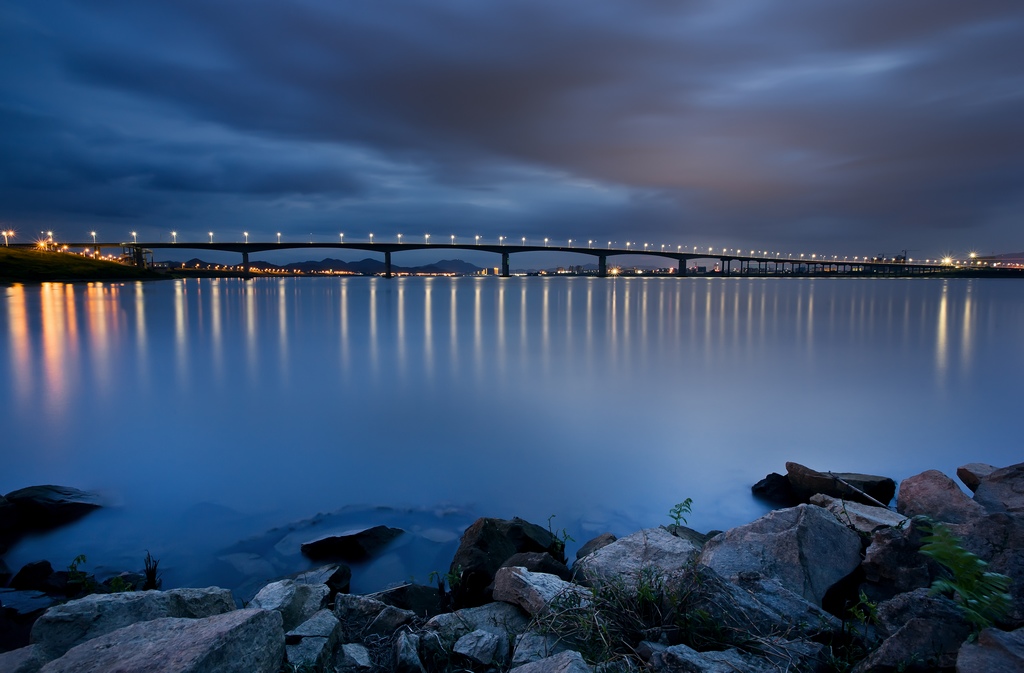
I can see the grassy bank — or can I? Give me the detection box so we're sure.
[0,248,163,282]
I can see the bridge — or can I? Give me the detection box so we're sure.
[11,239,952,278]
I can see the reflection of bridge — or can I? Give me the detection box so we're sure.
[20,240,949,278]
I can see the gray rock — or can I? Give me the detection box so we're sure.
[509,650,592,673]
[285,609,340,671]
[0,644,45,673]
[454,628,508,666]
[573,528,700,587]
[810,493,909,534]
[575,533,617,560]
[291,563,352,595]
[850,588,971,672]
[334,592,388,638]
[698,504,862,605]
[422,602,529,662]
[38,609,284,673]
[650,643,770,673]
[972,461,1024,514]
[513,632,570,667]
[336,643,373,672]
[786,462,896,506]
[366,604,417,637]
[897,469,986,523]
[956,626,1024,673]
[394,631,426,673]
[494,567,591,616]
[957,463,998,492]
[249,579,328,632]
[30,587,235,661]
[335,639,372,671]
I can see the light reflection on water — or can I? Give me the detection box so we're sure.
[2,277,1022,593]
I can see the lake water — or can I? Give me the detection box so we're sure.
[2,276,1021,596]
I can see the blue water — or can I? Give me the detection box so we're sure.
[2,276,1021,595]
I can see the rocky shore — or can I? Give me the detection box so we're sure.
[1,461,1022,672]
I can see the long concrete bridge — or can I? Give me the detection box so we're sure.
[14,239,950,278]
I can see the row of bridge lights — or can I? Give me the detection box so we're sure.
[4,229,976,266]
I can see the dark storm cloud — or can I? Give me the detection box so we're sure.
[2,0,1022,252]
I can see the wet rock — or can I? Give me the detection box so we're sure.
[454,628,508,666]
[573,527,700,587]
[509,649,592,673]
[752,472,799,507]
[449,517,560,608]
[972,461,1024,514]
[494,567,590,616]
[810,493,909,534]
[957,463,997,492]
[30,587,235,662]
[371,582,447,618]
[3,486,102,533]
[955,625,1024,673]
[421,602,529,662]
[300,525,404,561]
[333,593,414,639]
[897,469,985,524]
[502,551,572,581]
[249,579,328,632]
[650,643,770,673]
[575,533,617,560]
[285,609,340,671]
[699,504,862,605]
[37,608,283,673]
[10,562,54,593]
[786,462,896,506]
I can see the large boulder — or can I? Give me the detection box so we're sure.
[751,472,800,507]
[698,504,862,606]
[37,608,283,673]
[956,626,1024,673]
[786,462,896,506]
[810,494,909,535]
[897,469,985,524]
[333,593,415,639]
[493,567,590,616]
[10,562,55,592]
[449,517,560,608]
[972,461,1024,514]
[421,602,529,664]
[572,527,700,587]
[851,588,970,673]
[948,512,1024,624]
[860,521,934,602]
[248,579,329,632]
[300,525,403,561]
[30,587,234,661]
[3,486,102,533]
[0,643,45,673]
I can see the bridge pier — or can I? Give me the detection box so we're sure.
[677,257,686,276]
[385,251,392,278]
[599,255,607,277]
[501,252,509,277]
[242,251,250,278]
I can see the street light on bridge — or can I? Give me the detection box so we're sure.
[277,232,281,243]
[451,234,455,245]
[425,233,430,244]
[522,237,526,246]
[2,230,11,246]
[369,233,374,243]
[244,231,249,243]
[131,231,137,243]
[91,231,97,244]
[398,233,403,244]
[340,233,344,244]
[589,240,593,248]
[499,236,505,246]
[172,231,177,244]
[209,232,214,243]
[476,235,480,245]
[544,237,548,247]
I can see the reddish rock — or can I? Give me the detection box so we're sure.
[896,469,985,524]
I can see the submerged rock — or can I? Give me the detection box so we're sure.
[3,486,102,532]
[786,462,896,506]
[300,525,404,561]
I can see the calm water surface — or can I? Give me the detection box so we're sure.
[2,277,1021,595]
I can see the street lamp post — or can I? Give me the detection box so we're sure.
[451,235,455,245]
[475,235,480,245]
[425,234,430,244]
[244,231,249,243]
[398,233,403,244]
[340,233,344,244]
[132,231,137,243]
[209,232,214,243]
[277,232,281,244]
[369,233,374,243]
[499,236,505,246]
[2,230,11,246]
[91,231,97,244]
[544,238,549,247]
[522,237,526,246]
[171,231,177,244]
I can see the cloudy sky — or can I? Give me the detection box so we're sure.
[2,1,1022,258]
